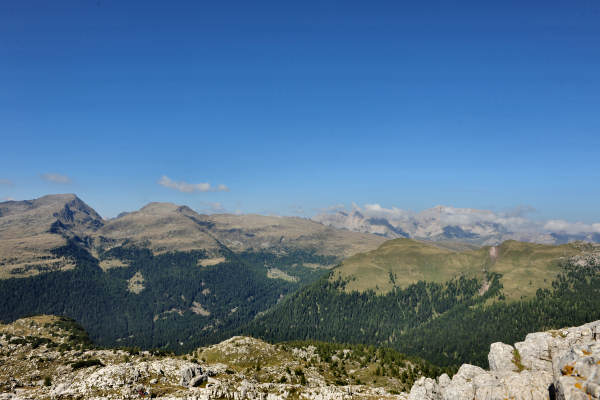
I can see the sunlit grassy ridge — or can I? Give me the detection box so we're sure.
[333,238,583,299]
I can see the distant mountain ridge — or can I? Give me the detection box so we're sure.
[313,204,600,245]
[0,194,385,278]
[0,194,386,352]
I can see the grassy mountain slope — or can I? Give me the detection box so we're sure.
[0,195,385,279]
[244,239,600,367]
[0,194,103,278]
[96,203,386,260]
[334,238,584,299]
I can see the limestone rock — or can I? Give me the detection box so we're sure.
[515,332,554,373]
[407,320,600,400]
[179,364,206,387]
[408,376,440,400]
[488,342,518,372]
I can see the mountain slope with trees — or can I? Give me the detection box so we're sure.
[244,240,600,367]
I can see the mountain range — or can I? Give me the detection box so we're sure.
[0,194,384,352]
[1,193,600,372]
[313,204,600,245]
[0,194,384,279]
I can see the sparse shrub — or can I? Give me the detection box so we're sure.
[512,349,525,372]
[9,338,27,346]
[71,359,104,370]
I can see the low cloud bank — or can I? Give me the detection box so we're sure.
[316,202,600,237]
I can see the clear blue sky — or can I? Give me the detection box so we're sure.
[1,1,599,221]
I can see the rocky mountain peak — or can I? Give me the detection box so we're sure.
[314,204,600,245]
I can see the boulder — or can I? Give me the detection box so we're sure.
[179,364,206,387]
[488,342,518,372]
[515,332,554,373]
[408,376,440,400]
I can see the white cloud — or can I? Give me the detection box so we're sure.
[158,175,229,193]
[315,202,600,238]
[364,203,411,218]
[543,220,600,234]
[41,173,71,184]
[1,196,15,201]
[199,202,225,213]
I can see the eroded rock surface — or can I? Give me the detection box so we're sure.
[409,320,600,400]
[0,316,406,399]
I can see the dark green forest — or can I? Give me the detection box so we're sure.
[244,261,600,368]
[0,240,331,352]
[2,238,599,371]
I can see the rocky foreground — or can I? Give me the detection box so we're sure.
[0,316,406,399]
[409,320,600,400]
[1,316,600,399]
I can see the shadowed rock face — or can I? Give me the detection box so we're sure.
[0,194,105,278]
[0,194,103,238]
[408,320,600,400]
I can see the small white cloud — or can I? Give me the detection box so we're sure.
[202,202,225,213]
[543,220,600,234]
[0,179,14,186]
[41,173,71,184]
[158,175,229,193]
[1,196,15,201]
[363,203,412,219]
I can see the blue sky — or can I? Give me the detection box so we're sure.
[1,1,599,221]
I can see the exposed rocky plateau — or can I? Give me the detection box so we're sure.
[2,316,600,399]
[0,316,408,399]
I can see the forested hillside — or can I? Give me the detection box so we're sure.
[0,239,333,352]
[244,258,600,368]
